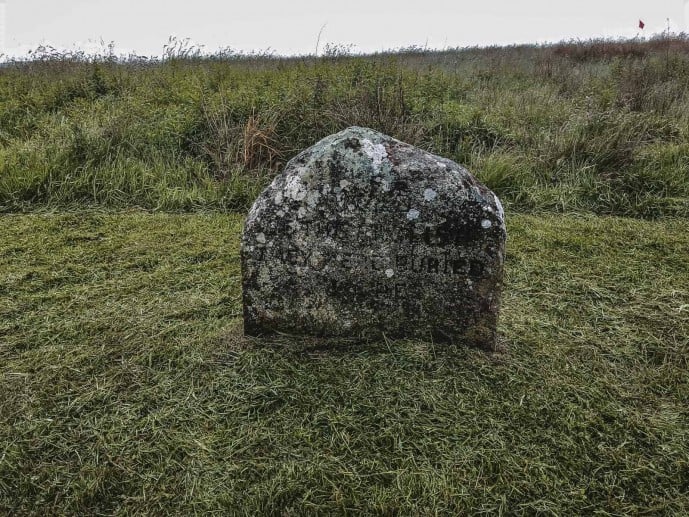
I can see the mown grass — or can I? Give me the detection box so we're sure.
[1,212,687,514]
[1,37,689,217]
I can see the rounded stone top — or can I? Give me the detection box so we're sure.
[246,126,505,233]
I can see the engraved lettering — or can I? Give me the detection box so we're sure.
[396,253,408,272]
[370,254,381,271]
[452,258,466,275]
[412,254,423,273]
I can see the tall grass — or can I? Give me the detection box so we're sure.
[1,37,688,216]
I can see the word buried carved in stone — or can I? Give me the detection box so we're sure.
[241,127,506,350]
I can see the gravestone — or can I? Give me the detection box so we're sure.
[241,127,506,350]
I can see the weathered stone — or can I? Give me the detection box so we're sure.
[241,127,506,350]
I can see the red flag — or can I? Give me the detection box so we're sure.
[639,20,645,29]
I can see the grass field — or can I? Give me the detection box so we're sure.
[2,37,689,217]
[2,37,688,513]
[2,212,687,514]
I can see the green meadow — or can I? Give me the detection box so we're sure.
[1,39,688,514]
[1,38,688,216]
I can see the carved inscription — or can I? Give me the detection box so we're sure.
[254,219,485,282]
[265,246,480,276]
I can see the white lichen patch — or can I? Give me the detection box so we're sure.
[424,188,438,202]
[297,207,307,219]
[257,268,273,290]
[407,209,420,221]
[361,138,388,173]
[306,190,320,208]
[435,161,447,168]
[470,186,484,202]
[274,191,284,205]
[481,219,493,229]
[339,180,351,189]
[385,269,395,278]
[284,175,307,201]
[308,251,325,270]
[256,232,266,244]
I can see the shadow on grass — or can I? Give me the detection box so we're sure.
[219,323,510,368]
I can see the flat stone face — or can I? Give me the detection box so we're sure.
[241,127,506,350]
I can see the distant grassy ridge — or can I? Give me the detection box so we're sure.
[1,37,689,216]
[1,212,687,513]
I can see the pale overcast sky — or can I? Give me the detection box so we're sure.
[2,0,689,58]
